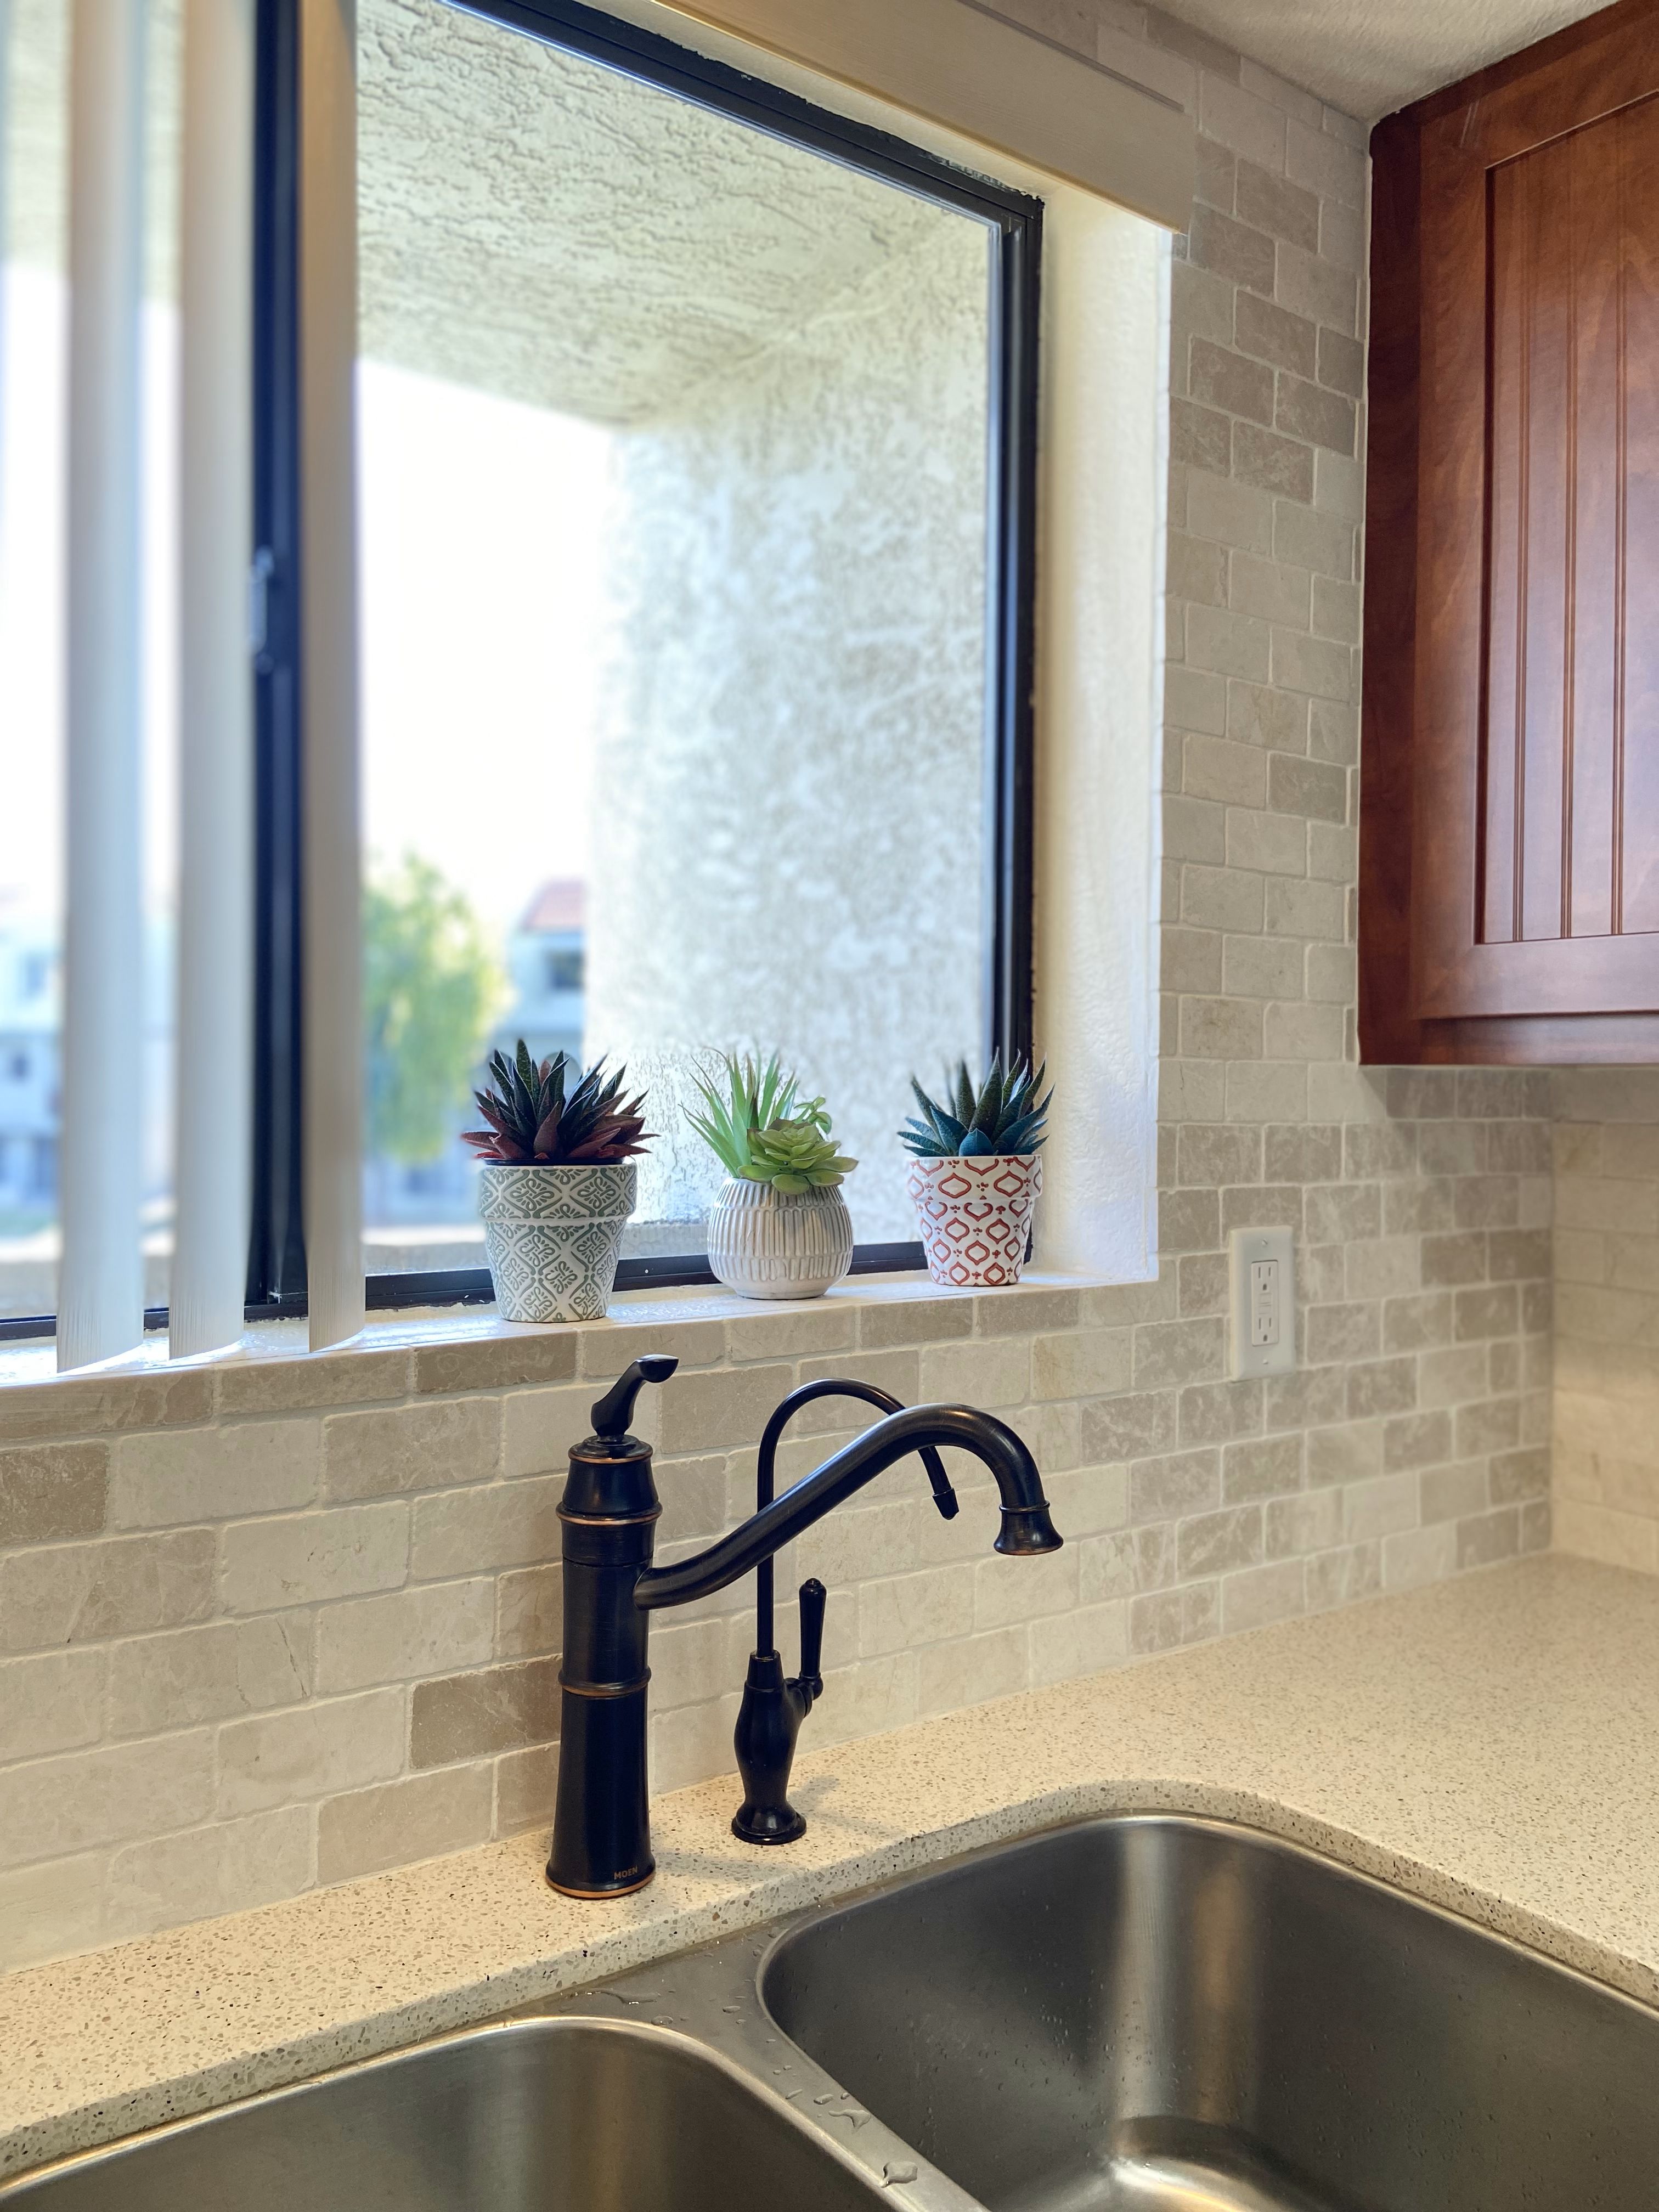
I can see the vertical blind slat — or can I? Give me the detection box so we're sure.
[171,0,255,1358]
[300,0,364,1351]
[58,0,147,1373]
[0,2,10,486]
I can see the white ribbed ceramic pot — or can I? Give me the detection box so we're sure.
[478,1162,636,1323]
[706,1177,854,1301]
[905,1152,1042,1289]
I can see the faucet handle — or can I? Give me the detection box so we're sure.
[589,1355,678,1442]
[795,1577,826,1703]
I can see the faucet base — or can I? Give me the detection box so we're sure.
[545,1863,656,1899]
[732,1801,807,1846]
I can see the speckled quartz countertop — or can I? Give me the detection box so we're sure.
[4,1553,1658,2180]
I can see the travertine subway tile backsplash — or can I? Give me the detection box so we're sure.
[1551,1069,1659,1576]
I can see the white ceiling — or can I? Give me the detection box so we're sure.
[1158,0,1614,120]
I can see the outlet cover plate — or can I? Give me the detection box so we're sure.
[1229,1226,1296,1377]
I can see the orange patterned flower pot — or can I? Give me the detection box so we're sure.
[904,1153,1042,1289]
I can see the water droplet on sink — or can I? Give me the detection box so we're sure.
[813,2093,838,2104]
[882,2162,918,2186]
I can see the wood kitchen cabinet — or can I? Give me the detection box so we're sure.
[1361,0,1659,1063]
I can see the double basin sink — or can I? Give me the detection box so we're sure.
[8,1814,1657,2211]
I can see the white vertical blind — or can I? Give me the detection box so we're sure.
[170,0,255,1358]
[0,4,10,438]
[0,0,10,567]
[300,0,364,1352]
[58,0,146,1373]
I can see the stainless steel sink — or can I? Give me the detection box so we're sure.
[12,1812,1657,2211]
[760,1814,1659,2212]
[0,2017,893,2211]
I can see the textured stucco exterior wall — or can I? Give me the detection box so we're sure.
[356,0,971,426]
[584,219,992,1242]
[349,0,1012,1245]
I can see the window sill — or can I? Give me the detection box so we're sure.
[0,1267,1153,1423]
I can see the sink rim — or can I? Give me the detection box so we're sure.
[756,1808,1659,2034]
[755,1808,1659,2212]
[0,2011,900,2207]
[14,1807,1659,2211]
[10,1745,1658,2192]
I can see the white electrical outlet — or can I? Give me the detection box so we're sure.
[1230,1227,1296,1377]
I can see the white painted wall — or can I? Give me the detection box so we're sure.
[1031,188,1168,1281]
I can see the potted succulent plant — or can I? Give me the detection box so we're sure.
[900,1053,1051,1289]
[687,1053,857,1300]
[463,1042,651,1322]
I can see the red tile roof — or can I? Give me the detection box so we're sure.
[519,878,586,933]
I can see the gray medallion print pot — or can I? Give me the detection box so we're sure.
[706,1176,854,1300]
[478,1162,636,1323]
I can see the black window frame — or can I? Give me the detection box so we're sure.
[0,0,1039,1345]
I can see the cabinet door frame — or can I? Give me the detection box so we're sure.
[1361,0,1659,1061]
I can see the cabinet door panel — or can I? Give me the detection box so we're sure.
[1412,25,1659,1022]
[1483,100,1659,950]
[1480,154,1529,949]
[1562,109,1628,942]
[1621,99,1659,936]
[1492,132,1573,946]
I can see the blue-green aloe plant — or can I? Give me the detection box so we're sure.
[900,1052,1051,1159]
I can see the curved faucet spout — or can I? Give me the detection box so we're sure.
[635,1402,1060,1615]
[751,1378,958,1657]
[757,1379,960,1525]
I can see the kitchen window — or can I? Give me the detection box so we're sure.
[0,0,1036,1339]
[266,0,1041,1312]
[2,0,1177,1358]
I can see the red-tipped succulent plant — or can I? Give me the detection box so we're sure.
[463,1040,651,1166]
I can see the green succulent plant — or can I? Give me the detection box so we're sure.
[462,1041,651,1166]
[747,1118,857,1194]
[900,1052,1051,1159]
[687,1052,856,1191]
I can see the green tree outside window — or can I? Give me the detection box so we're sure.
[364,857,501,1169]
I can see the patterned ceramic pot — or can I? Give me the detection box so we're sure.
[478,1162,636,1323]
[905,1152,1042,1289]
[706,1177,854,1301]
